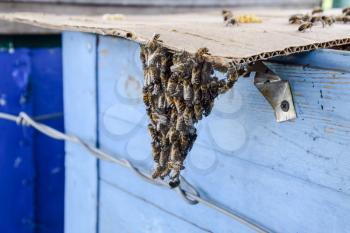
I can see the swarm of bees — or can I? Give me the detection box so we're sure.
[140,34,241,187]
[290,6,350,32]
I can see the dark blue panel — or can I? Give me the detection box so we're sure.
[0,39,63,233]
[0,48,35,233]
[31,48,64,233]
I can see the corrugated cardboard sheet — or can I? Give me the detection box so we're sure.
[0,9,349,66]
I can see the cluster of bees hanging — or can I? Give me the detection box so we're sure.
[289,6,350,32]
[140,34,242,187]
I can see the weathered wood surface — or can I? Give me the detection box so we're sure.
[64,32,350,233]
[63,32,98,233]
[2,9,350,66]
[4,0,316,7]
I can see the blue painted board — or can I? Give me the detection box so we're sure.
[0,48,35,233]
[62,32,350,233]
[95,36,350,233]
[0,37,64,233]
[62,32,98,233]
[31,47,64,233]
[270,49,350,71]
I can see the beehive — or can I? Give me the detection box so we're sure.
[1,10,350,233]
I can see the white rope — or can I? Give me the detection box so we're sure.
[0,111,272,233]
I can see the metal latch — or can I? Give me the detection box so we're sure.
[252,62,297,122]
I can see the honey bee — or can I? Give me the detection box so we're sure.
[143,91,152,107]
[166,126,177,143]
[208,77,219,99]
[146,107,152,117]
[201,84,210,103]
[342,7,350,14]
[175,116,186,131]
[310,15,322,24]
[341,15,350,23]
[169,177,180,188]
[145,66,160,86]
[152,165,162,179]
[157,93,166,109]
[222,9,239,26]
[160,73,168,88]
[170,108,177,123]
[170,163,182,182]
[226,17,239,26]
[218,83,231,94]
[179,133,189,151]
[311,6,323,15]
[289,14,304,24]
[140,46,147,66]
[147,47,162,66]
[155,112,168,127]
[165,94,175,108]
[170,63,186,74]
[169,142,181,162]
[193,87,202,104]
[166,76,178,96]
[227,69,239,82]
[150,112,159,125]
[160,135,169,148]
[201,62,213,85]
[187,128,197,151]
[159,147,169,167]
[194,104,202,121]
[222,9,233,21]
[183,106,193,126]
[160,166,171,179]
[302,14,311,22]
[195,47,210,60]
[203,99,214,117]
[152,83,161,96]
[321,16,335,27]
[175,82,183,97]
[335,15,344,22]
[344,9,350,16]
[151,141,160,162]
[183,80,193,103]
[174,98,186,113]
[148,33,162,51]
[191,63,202,85]
[298,22,313,32]
[148,124,158,141]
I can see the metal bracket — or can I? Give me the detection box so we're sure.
[253,62,297,122]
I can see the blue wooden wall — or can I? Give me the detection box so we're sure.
[63,32,350,233]
[0,37,64,233]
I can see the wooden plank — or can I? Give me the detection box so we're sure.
[0,47,35,233]
[31,45,64,233]
[63,32,98,233]
[99,180,215,233]
[4,10,350,65]
[5,0,316,7]
[97,36,350,232]
[270,49,350,72]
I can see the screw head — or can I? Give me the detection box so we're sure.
[281,100,290,112]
